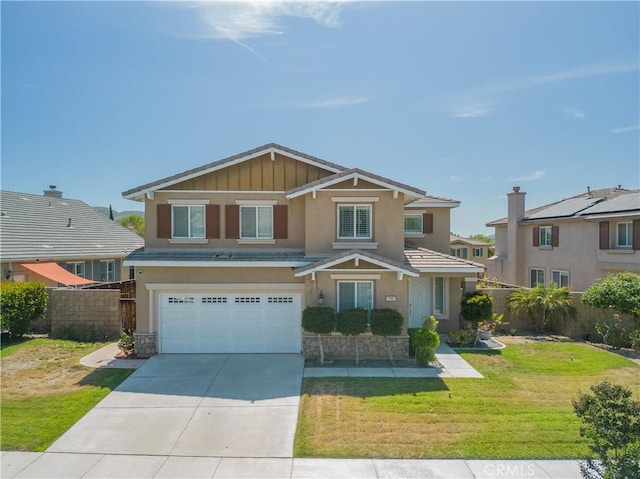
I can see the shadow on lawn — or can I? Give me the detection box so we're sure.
[76,367,133,390]
[302,377,450,399]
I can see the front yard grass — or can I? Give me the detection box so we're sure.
[294,337,640,459]
[1,338,133,451]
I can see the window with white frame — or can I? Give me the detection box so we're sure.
[67,262,85,278]
[539,226,553,247]
[337,281,373,312]
[473,247,483,257]
[172,205,205,238]
[240,205,273,239]
[616,222,633,248]
[552,270,569,288]
[433,277,446,316]
[404,214,422,234]
[530,268,545,287]
[338,205,371,239]
[101,260,115,282]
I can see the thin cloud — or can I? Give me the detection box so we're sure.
[451,103,493,118]
[611,124,640,133]
[563,108,586,120]
[450,175,467,181]
[296,95,372,109]
[509,170,545,182]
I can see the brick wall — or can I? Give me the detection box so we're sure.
[50,289,121,340]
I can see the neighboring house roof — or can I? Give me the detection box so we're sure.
[0,190,144,262]
[487,186,639,226]
[406,195,461,208]
[124,249,321,267]
[293,249,420,279]
[122,143,346,201]
[449,235,493,247]
[404,246,485,273]
[285,168,425,201]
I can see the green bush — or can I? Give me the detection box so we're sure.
[117,330,135,357]
[448,329,474,347]
[595,321,632,350]
[370,308,403,336]
[0,282,48,337]
[302,306,336,334]
[412,316,440,363]
[336,309,368,336]
[460,291,493,329]
[582,272,640,324]
[632,329,640,352]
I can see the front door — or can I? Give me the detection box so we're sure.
[408,277,431,328]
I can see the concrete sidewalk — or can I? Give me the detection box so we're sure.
[1,452,583,478]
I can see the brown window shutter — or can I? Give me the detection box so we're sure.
[422,213,433,234]
[533,227,540,247]
[599,221,609,250]
[551,226,559,247]
[633,219,640,251]
[273,205,288,239]
[225,205,239,239]
[157,204,171,239]
[206,205,220,239]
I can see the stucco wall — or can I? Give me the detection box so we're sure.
[50,289,121,340]
[403,208,451,253]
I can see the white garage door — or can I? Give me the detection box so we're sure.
[159,293,302,353]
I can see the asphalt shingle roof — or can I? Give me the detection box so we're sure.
[1,190,144,262]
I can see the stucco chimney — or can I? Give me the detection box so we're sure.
[506,186,525,285]
[43,185,62,198]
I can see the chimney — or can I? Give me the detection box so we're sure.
[44,185,62,198]
[506,186,526,285]
[587,186,591,196]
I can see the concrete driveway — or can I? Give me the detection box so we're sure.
[47,354,304,458]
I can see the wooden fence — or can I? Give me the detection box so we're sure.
[82,280,136,332]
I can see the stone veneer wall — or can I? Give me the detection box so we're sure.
[303,334,409,359]
[50,289,120,340]
[133,332,157,358]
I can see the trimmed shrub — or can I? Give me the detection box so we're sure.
[301,306,336,334]
[336,309,368,336]
[0,282,48,337]
[412,316,440,364]
[370,308,403,336]
[448,329,474,347]
[118,330,135,357]
[408,328,420,356]
[460,291,493,329]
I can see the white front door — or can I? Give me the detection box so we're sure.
[408,277,431,328]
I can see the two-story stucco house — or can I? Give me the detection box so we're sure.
[449,234,492,268]
[122,144,483,356]
[486,186,640,292]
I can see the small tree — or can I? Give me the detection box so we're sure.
[460,291,493,343]
[412,316,440,364]
[302,306,336,365]
[118,213,145,237]
[336,309,368,366]
[0,282,48,337]
[509,284,575,333]
[573,381,640,479]
[582,272,640,326]
[370,308,403,365]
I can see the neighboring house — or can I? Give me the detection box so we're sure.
[1,188,144,287]
[486,186,640,292]
[449,234,492,267]
[122,143,483,355]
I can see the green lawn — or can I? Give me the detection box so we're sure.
[1,338,133,451]
[294,337,640,459]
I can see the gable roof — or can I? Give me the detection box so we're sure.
[1,190,144,262]
[487,186,639,226]
[285,168,425,201]
[450,234,493,247]
[404,246,485,273]
[122,143,346,201]
[406,195,461,208]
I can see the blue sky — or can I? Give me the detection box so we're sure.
[2,1,638,236]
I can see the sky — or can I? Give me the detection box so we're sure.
[2,1,639,236]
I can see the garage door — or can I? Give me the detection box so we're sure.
[159,293,302,353]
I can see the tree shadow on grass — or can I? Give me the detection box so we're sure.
[76,367,133,390]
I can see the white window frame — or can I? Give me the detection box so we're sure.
[337,280,374,313]
[530,268,545,287]
[101,260,115,282]
[404,214,423,234]
[539,226,553,247]
[551,270,569,288]
[172,205,205,239]
[337,204,372,240]
[67,261,85,278]
[616,222,633,248]
[240,205,273,240]
[473,247,483,257]
[433,277,447,317]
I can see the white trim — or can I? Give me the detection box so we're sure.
[167,199,210,205]
[235,199,278,205]
[404,233,425,238]
[294,252,419,278]
[406,201,460,208]
[124,260,309,268]
[236,239,277,245]
[161,190,287,194]
[333,242,378,249]
[146,283,305,291]
[583,212,640,220]
[336,204,373,240]
[168,239,209,244]
[322,268,391,273]
[415,266,485,273]
[331,196,379,203]
[322,189,390,193]
[330,274,381,280]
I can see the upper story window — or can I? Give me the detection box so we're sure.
[338,205,371,239]
[473,247,483,257]
[530,268,545,287]
[173,205,205,238]
[539,226,552,247]
[404,214,423,234]
[240,205,273,239]
[617,222,632,248]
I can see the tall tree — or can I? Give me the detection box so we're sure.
[108,204,114,220]
[118,214,145,237]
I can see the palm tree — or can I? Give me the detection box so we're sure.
[509,284,575,333]
[118,214,145,237]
